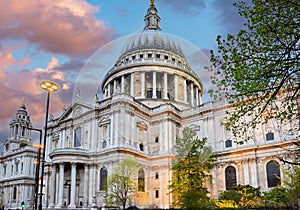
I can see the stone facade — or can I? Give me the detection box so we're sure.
[0,1,299,209]
[0,101,37,209]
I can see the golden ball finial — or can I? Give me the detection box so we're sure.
[151,0,154,5]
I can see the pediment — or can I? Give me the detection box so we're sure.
[137,121,148,130]
[98,116,110,126]
[57,102,93,122]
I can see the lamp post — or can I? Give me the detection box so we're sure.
[28,128,42,210]
[39,81,59,210]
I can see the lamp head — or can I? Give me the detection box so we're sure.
[40,81,59,93]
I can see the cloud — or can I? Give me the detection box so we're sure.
[0,50,71,143]
[213,0,247,35]
[161,0,206,15]
[0,0,115,57]
[0,44,30,70]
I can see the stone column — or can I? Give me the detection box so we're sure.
[141,72,145,98]
[107,83,111,98]
[49,164,56,208]
[130,74,134,96]
[83,164,89,207]
[62,129,66,148]
[104,88,108,99]
[164,73,168,99]
[113,79,117,95]
[68,163,76,208]
[190,83,194,106]
[152,72,157,98]
[56,163,64,208]
[174,75,178,101]
[195,87,199,106]
[121,75,125,93]
[88,165,97,207]
[184,79,187,102]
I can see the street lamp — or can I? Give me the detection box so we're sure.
[28,128,42,210]
[39,81,59,210]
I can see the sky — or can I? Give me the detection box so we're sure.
[0,0,246,150]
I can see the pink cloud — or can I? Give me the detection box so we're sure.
[0,53,71,141]
[0,45,30,70]
[0,0,115,57]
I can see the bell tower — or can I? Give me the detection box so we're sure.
[4,99,33,153]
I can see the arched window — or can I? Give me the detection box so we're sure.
[100,167,108,191]
[225,166,237,190]
[266,160,281,187]
[138,169,145,192]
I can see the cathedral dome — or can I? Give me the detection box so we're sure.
[101,1,203,109]
[122,31,186,59]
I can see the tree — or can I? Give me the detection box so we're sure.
[281,165,300,207]
[169,127,216,209]
[208,0,300,141]
[106,157,139,209]
[218,184,261,209]
[262,186,290,207]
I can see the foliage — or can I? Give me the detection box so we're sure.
[208,0,300,141]
[262,186,290,207]
[281,165,300,206]
[218,184,261,209]
[106,157,139,209]
[169,127,216,209]
[215,199,239,209]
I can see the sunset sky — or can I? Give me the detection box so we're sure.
[0,0,246,150]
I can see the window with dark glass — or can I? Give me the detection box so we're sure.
[148,53,152,58]
[147,90,153,98]
[155,137,159,143]
[156,90,161,99]
[155,190,159,198]
[225,139,232,148]
[13,186,17,199]
[225,166,237,190]
[156,54,160,59]
[138,169,145,192]
[74,127,82,147]
[139,143,144,151]
[266,132,274,141]
[266,160,281,187]
[155,172,159,179]
[100,167,108,191]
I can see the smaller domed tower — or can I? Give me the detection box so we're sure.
[4,99,33,153]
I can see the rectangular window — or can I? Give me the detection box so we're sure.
[155,190,159,198]
[74,127,82,147]
[155,172,159,179]
[266,133,274,141]
[3,165,6,176]
[225,140,232,148]
[156,54,160,59]
[148,53,152,58]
